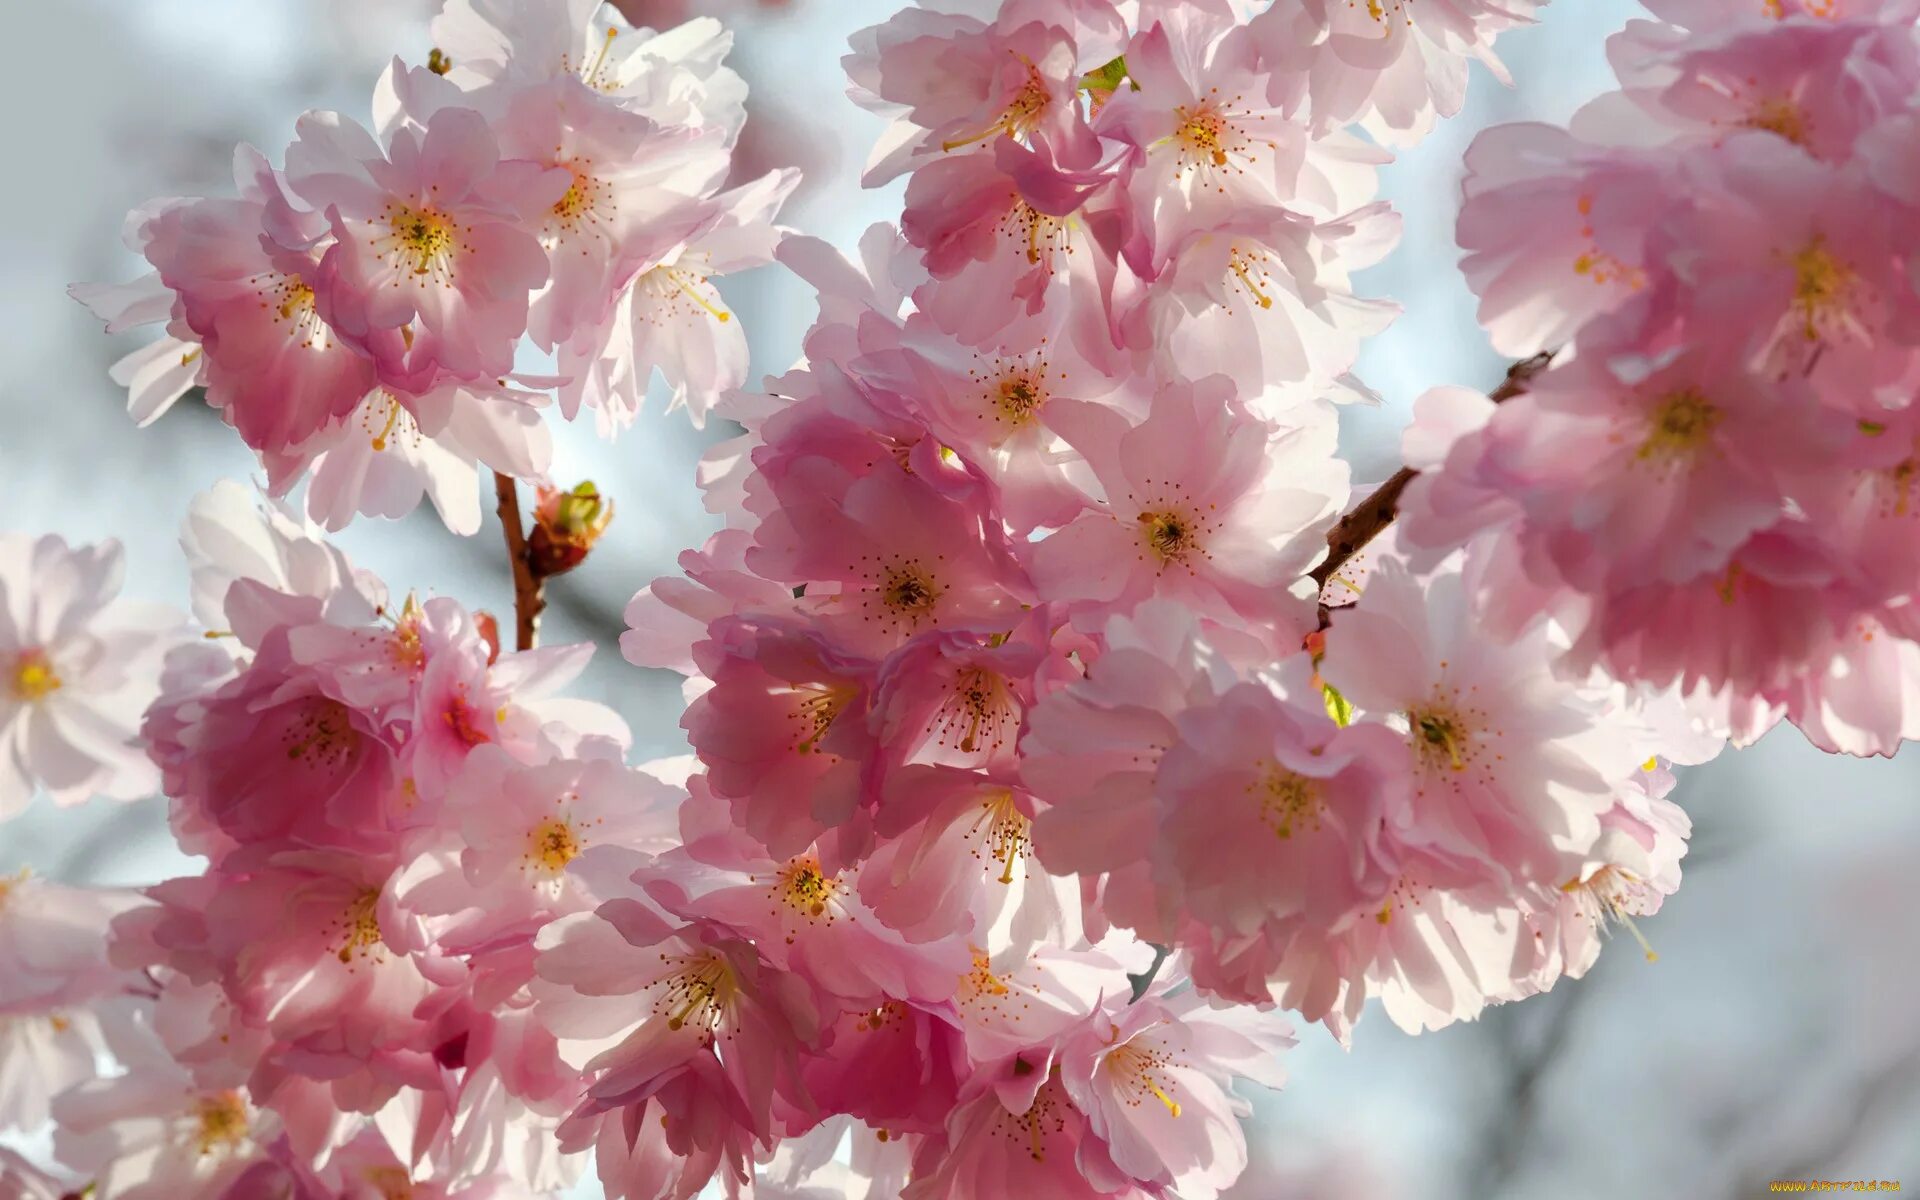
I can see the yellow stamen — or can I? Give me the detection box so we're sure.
[192,1091,250,1156]
[585,27,618,88]
[1231,261,1274,308]
[1638,388,1720,460]
[1790,236,1853,342]
[370,397,402,452]
[527,817,581,873]
[334,889,383,964]
[667,269,730,322]
[774,857,840,918]
[10,649,60,701]
[1413,711,1467,771]
[968,790,1029,884]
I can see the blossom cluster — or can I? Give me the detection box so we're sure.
[1408,0,1920,753]
[72,0,795,534]
[7,0,1918,1197]
[607,0,1718,1193]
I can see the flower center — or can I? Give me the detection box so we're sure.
[942,59,1050,151]
[1742,96,1808,147]
[550,162,613,237]
[334,888,384,964]
[364,1166,415,1200]
[1226,247,1276,311]
[1560,865,1660,962]
[994,1074,1070,1163]
[1789,236,1855,341]
[380,203,460,281]
[1250,763,1321,839]
[639,263,732,323]
[653,951,738,1036]
[1362,0,1415,25]
[361,391,417,453]
[773,856,841,919]
[527,817,581,874]
[934,667,1018,757]
[1106,1040,1183,1118]
[969,350,1056,438]
[1571,195,1648,290]
[1174,104,1232,168]
[192,1091,250,1156]
[564,27,622,93]
[257,271,344,353]
[0,868,27,910]
[1882,457,1918,517]
[1638,388,1721,460]
[967,789,1031,884]
[1410,707,1471,773]
[389,595,427,670]
[789,681,858,755]
[10,649,60,702]
[994,371,1047,426]
[1138,509,1200,565]
[441,687,493,747]
[868,560,942,630]
[1000,199,1071,269]
[858,1000,907,1032]
[285,698,362,767]
[959,950,1011,1004]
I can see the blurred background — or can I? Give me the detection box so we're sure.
[3,2,1917,1197]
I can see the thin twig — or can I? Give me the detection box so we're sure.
[493,471,546,651]
[1309,351,1555,594]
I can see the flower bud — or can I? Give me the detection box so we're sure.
[528,481,613,578]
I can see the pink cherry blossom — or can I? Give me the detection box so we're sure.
[681,616,878,859]
[431,2,748,134]
[0,873,146,1132]
[1116,200,1399,413]
[1057,988,1292,1200]
[121,147,392,454]
[903,1053,1148,1200]
[0,534,183,817]
[556,167,799,429]
[1154,680,1407,941]
[1247,0,1541,144]
[286,105,568,388]
[1319,554,1633,886]
[1028,378,1346,647]
[648,794,974,1006]
[1024,600,1237,936]
[490,75,731,352]
[533,903,819,1199]
[1457,123,1676,358]
[53,1048,274,1200]
[748,423,1032,657]
[264,378,553,536]
[844,1,1120,187]
[1094,6,1314,259]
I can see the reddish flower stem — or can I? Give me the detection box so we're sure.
[1309,352,1555,597]
[493,471,547,651]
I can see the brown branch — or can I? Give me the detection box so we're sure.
[493,471,546,651]
[1309,351,1555,594]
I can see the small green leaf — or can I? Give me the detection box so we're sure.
[1322,683,1354,728]
[1080,56,1133,97]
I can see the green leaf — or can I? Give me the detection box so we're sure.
[1322,683,1354,728]
[1080,56,1133,96]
